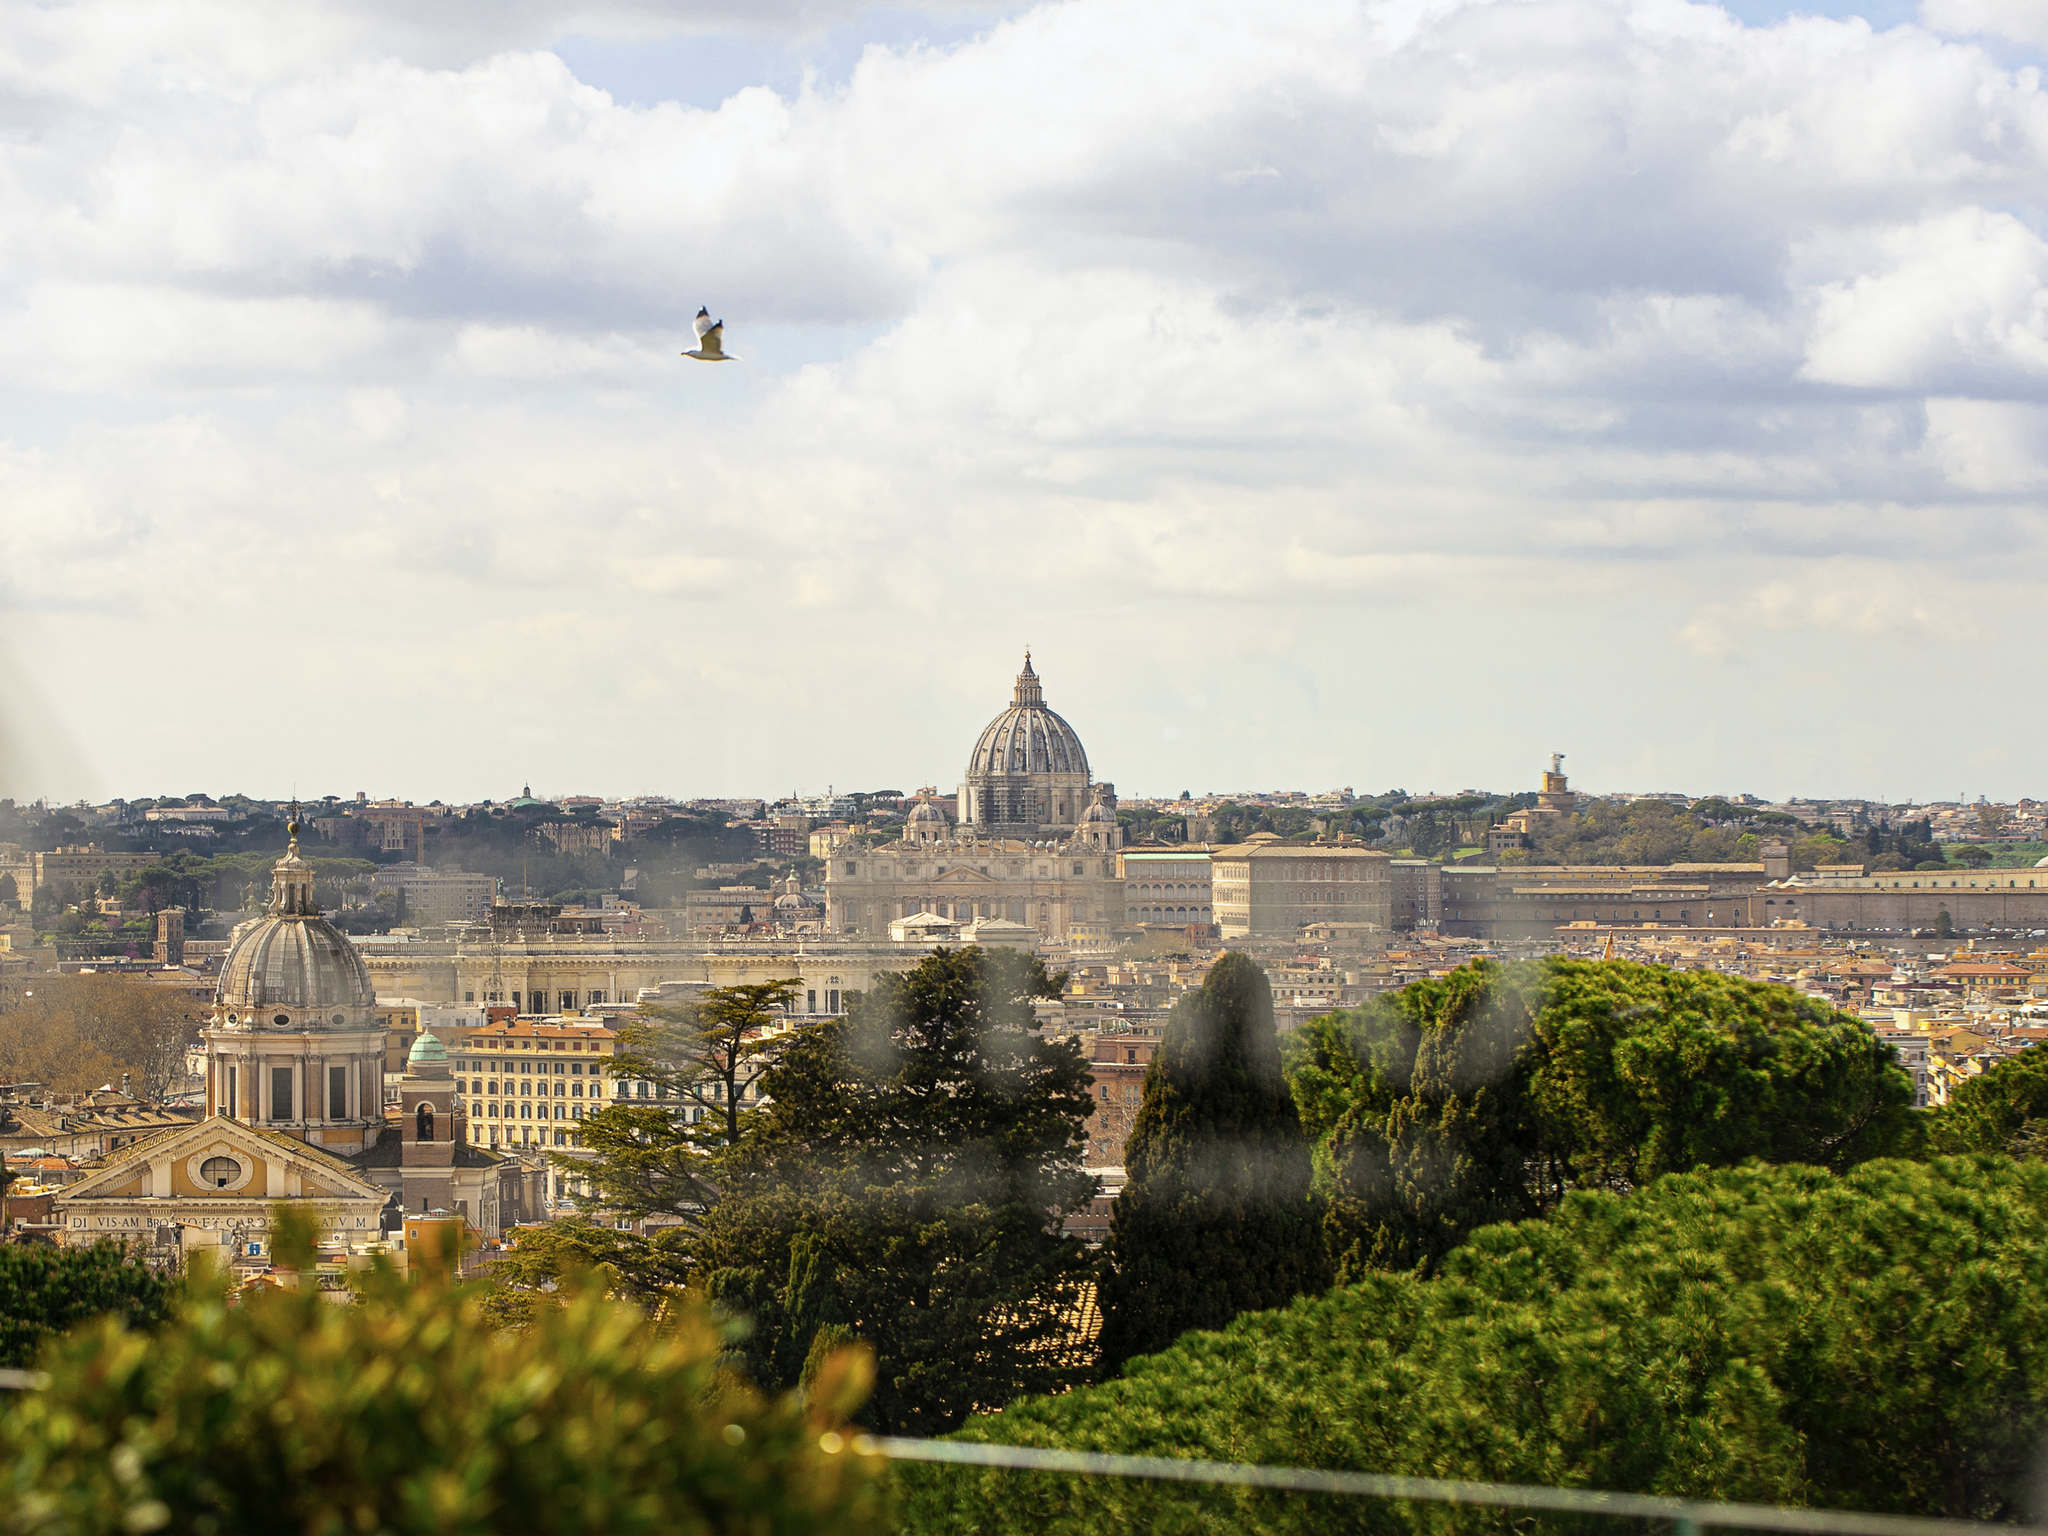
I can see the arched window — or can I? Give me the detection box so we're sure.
[416,1103,434,1141]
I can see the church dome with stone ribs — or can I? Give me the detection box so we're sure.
[214,820,375,1027]
[958,655,1097,834]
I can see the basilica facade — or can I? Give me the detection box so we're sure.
[826,656,1124,941]
[57,821,531,1263]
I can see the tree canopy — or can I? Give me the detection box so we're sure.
[488,948,1101,1436]
[0,1242,174,1369]
[561,980,800,1225]
[1284,959,1916,1277]
[1926,1046,2048,1159]
[898,1157,2048,1534]
[1097,953,1324,1372]
[699,947,1098,1434]
[0,1253,885,1535]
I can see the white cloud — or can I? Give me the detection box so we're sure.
[1924,397,2048,490]
[1801,210,2048,393]
[1922,0,2048,50]
[7,0,2048,800]
[1677,567,1955,663]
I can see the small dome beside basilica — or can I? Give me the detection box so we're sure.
[774,874,819,913]
[905,800,949,841]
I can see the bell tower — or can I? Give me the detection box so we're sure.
[397,1031,459,1215]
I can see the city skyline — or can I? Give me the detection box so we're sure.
[4,645,2040,808]
[6,0,2048,805]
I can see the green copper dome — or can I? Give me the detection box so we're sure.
[406,1031,448,1067]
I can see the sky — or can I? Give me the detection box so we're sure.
[3,0,2047,808]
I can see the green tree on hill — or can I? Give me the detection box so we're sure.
[898,1157,2048,1534]
[1285,959,1915,1277]
[1097,953,1325,1373]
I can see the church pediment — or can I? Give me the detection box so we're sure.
[931,866,997,885]
[59,1114,388,1206]
[83,1167,150,1199]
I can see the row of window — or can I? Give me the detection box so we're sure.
[472,1102,587,1121]
[460,1058,601,1075]
[464,991,609,1009]
[218,1064,355,1123]
[472,1127,573,1147]
[464,1079,604,1097]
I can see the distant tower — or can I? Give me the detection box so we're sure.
[154,908,185,966]
[397,1031,459,1215]
[1537,754,1575,818]
[1485,753,1577,855]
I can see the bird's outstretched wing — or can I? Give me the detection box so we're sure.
[683,305,737,360]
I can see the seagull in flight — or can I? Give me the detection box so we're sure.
[683,307,737,361]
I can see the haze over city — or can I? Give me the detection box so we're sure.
[5,0,2048,804]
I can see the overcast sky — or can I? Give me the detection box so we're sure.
[3,0,2046,808]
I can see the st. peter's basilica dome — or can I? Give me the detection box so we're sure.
[958,654,1098,834]
[965,654,1089,783]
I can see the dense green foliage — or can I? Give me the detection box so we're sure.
[1506,797,1769,866]
[1286,959,1915,1276]
[318,801,772,911]
[484,983,808,1327]
[0,1243,174,1369]
[1199,793,1526,854]
[1097,953,1325,1371]
[0,1262,886,1536]
[494,948,1100,1435]
[563,981,801,1224]
[1927,1046,2048,1158]
[1501,802,1959,871]
[702,947,1098,1433]
[898,1157,2048,1534]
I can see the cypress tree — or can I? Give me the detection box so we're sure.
[1096,951,1325,1373]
